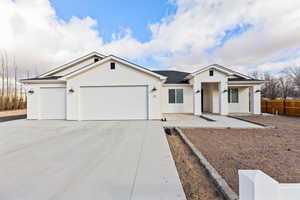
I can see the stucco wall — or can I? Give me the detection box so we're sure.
[192,69,228,115]
[161,85,194,113]
[228,87,250,113]
[66,60,163,120]
[25,83,66,119]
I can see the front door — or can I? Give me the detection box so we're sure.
[201,89,204,112]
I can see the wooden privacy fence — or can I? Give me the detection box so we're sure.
[261,99,300,116]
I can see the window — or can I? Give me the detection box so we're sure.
[169,89,184,104]
[228,88,239,103]
[94,58,100,62]
[110,62,115,70]
[209,70,214,76]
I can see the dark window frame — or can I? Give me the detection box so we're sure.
[168,88,184,104]
[209,70,214,76]
[228,88,239,103]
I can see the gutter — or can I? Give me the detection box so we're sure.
[20,80,66,84]
[228,81,265,84]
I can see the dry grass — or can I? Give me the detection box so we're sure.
[0,96,26,111]
[0,109,26,117]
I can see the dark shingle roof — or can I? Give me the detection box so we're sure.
[152,70,190,84]
[21,76,62,81]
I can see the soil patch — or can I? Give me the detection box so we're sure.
[167,131,224,200]
[182,115,300,194]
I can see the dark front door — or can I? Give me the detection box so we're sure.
[201,89,204,112]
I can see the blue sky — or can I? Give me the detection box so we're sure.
[1,0,300,74]
[50,0,177,43]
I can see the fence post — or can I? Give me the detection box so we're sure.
[283,99,286,115]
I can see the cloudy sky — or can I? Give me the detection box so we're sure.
[1,0,300,76]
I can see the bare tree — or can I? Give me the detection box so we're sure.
[14,64,18,98]
[261,72,280,99]
[249,71,262,79]
[1,52,4,97]
[278,76,294,99]
[284,66,300,87]
[4,51,9,97]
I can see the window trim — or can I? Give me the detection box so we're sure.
[168,88,184,104]
[228,88,239,103]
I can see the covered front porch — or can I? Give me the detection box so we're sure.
[193,82,261,116]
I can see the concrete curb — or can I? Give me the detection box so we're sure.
[227,115,275,129]
[199,115,215,121]
[175,127,239,200]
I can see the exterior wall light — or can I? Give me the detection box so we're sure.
[195,90,200,93]
[152,87,157,92]
[255,90,261,93]
[223,89,228,93]
[69,88,75,93]
[28,90,34,94]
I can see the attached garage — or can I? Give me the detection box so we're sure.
[39,87,66,119]
[22,54,166,120]
[80,86,148,120]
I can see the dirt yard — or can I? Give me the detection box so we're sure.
[167,132,224,200]
[182,115,300,194]
[0,109,27,117]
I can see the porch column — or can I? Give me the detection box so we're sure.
[194,80,202,115]
[250,85,261,114]
[219,81,229,115]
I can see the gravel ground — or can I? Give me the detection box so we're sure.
[0,109,26,117]
[167,132,224,200]
[182,115,300,194]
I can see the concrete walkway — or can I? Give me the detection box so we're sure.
[163,114,263,128]
[0,120,186,200]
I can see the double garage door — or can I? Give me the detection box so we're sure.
[39,86,148,120]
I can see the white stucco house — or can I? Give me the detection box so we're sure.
[21,52,264,120]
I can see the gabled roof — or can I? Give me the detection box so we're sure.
[39,52,106,78]
[185,64,252,80]
[59,55,167,81]
[153,70,190,84]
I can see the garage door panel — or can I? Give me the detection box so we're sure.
[40,88,66,119]
[80,86,148,120]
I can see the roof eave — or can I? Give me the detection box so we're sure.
[60,55,167,81]
[20,79,66,84]
[228,80,265,84]
[39,52,106,78]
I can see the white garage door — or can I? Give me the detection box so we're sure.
[40,87,66,119]
[80,86,148,120]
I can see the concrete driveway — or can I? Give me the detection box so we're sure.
[0,120,186,200]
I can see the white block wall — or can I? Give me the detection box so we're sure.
[239,170,300,200]
[228,87,250,113]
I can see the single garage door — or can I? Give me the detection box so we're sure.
[40,87,66,119]
[80,86,148,120]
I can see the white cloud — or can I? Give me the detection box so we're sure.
[1,0,300,77]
